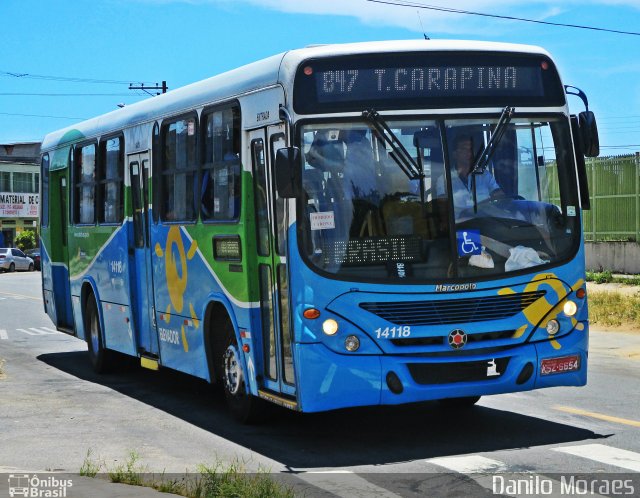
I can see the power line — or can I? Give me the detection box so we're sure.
[0,92,133,97]
[0,111,87,120]
[366,0,640,36]
[0,70,153,86]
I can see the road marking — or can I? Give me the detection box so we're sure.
[15,327,59,336]
[16,328,40,335]
[296,470,404,498]
[29,327,58,335]
[0,290,40,301]
[427,455,507,473]
[552,444,640,472]
[0,329,7,340]
[554,405,640,428]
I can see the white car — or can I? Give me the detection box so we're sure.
[0,248,34,272]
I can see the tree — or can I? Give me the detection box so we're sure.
[15,230,36,251]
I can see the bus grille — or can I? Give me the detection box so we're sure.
[408,357,510,384]
[360,291,546,326]
[390,329,516,347]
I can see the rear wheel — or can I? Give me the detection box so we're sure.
[84,296,114,373]
[8,263,15,272]
[438,396,481,408]
[219,321,265,423]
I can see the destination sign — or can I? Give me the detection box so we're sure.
[317,65,541,100]
[294,52,565,113]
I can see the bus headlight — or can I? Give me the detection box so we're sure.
[345,335,360,352]
[322,319,339,336]
[563,300,578,317]
[546,319,560,335]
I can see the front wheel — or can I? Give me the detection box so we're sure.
[28,263,34,272]
[220,322,265,423]
[84,296,114,373]
[8,263,15,273]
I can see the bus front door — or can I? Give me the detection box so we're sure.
[128,153,159,359]
[249,126,297,404]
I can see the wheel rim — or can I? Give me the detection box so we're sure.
[90,309,100,354]
[223,345,243,395]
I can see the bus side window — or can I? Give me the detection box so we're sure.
[73,143,97,225]
[201,105,241,221]
[161,116,198,222]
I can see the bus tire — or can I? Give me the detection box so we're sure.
[84,296,113,374]
[220,321,264,424]
[438,396,481,408]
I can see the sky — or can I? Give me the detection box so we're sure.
[1,0,640,155]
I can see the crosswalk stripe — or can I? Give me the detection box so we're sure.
[40,327,58,333]
[427,455,507,473]
[552,444,640,472]
[16,328,40,335]
[0,329,7,340]
[297,471,404,498]
[28,327,57,335]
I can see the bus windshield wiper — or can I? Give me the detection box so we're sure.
[471,106,514,175]
[363,109,422,180]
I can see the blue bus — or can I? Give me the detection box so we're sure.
[40,40,598,422]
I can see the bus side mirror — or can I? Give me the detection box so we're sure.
[578,111,599,158]
[570,115,591,210]
[275,147,301,198]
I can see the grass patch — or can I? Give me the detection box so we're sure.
[586,271,640,285]
[108,450,145,486]
[80,451,295,497]
[194,461,295,498]
[588,290,640,328]
[79,448,102,478]
[0,359,5,380]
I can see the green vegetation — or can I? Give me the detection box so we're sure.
[79,448,103,478]
[108,450,145,486]
[80,450,295,498]
[588,290,640,328]
[586,270,640,285]
[14,230,36,251]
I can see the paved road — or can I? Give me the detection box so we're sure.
[1,271,640,497]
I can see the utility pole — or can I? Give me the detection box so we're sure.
[128,81,168,96]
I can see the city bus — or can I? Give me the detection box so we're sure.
[40,40,598,422]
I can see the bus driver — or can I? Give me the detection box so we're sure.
[436,134,504,218]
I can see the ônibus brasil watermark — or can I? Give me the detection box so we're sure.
[7,474,72,498]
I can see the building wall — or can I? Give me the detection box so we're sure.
[585,242,640,274]
[0,142,41,247]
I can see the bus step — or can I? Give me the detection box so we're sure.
[257,389,298,411]
[140,356,160,371]
[56,326,75,336]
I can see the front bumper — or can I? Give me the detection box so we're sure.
[296,322,588,413]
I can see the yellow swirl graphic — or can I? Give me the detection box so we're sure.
[165,226,187,314]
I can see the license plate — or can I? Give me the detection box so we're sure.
[540,355,581,375]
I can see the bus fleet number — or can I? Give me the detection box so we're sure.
[375,326,411,339]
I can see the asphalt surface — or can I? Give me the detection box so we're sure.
[1,271,640,497]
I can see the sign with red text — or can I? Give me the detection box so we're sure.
[0,192,39,217]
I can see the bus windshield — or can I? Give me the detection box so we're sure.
[298,115,579,282]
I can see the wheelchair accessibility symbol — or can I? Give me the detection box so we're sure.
[457,230,482,256]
